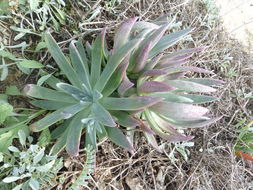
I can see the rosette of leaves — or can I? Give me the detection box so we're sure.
[23,28,162,156]
[112,17,223,150]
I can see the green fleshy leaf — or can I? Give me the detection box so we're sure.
[45,33,81,88]
[19,60,44,68]
[31,100,73,110]
[179,94,218,104]
[94,38,142,92]
[149,28,192,57]
[23,84,77,103]
[105,126,134,152]
[66,111,86,156]
[90,29,106,87]
[92,102,116,127]
[100,96,163,111]
[31,103,87,132]
[69,41,91,91]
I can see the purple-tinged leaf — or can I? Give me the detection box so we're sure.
[118,76,134,96]
[132,42,152,73]
[129,23,170,71]
[131,21,159,32]
[179,94,218,104]
[144,54,163,70]
[166,66,214,74]
[150,102,209,119]
[105,126,135,153]
[162,135,194,142]
[149,92,193,103]
[139,121,155,134]
[150,112,187,135]
[144,132,162,152]
[171,116,223,128]
[111,111,140,127]
[160,53,193,63]
[164,80,216,93]
[149,28,193,57]
[144,110,194,142]
[163,47,205,60]
[95,38,142,92]
[100,96,163,111]
[156,60,188,69]
[113,17,138,51]
[23,84,77,103]
[140,69,167,78]
[102,57,129,97]
[166,72,187,80]
[138,81,175,94]
[181,78,224,86]
[142,22,171,50]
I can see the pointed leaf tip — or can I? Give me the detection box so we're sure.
[23,84,34,94]
[138,81,176,94]
[30,123,38,132]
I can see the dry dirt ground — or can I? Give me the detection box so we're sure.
[2,0,253,189]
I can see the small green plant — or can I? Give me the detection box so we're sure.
[235,119,253,162]
[69,145,95,189]
[0,49,44,81]
[0,90,44,152]
[0,130,63,190]
[162,141,194,162]
[23,17,221,160]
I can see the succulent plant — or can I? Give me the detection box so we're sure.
[23,27,162,156]
[114,17,223,151]
[23,17,222,156]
